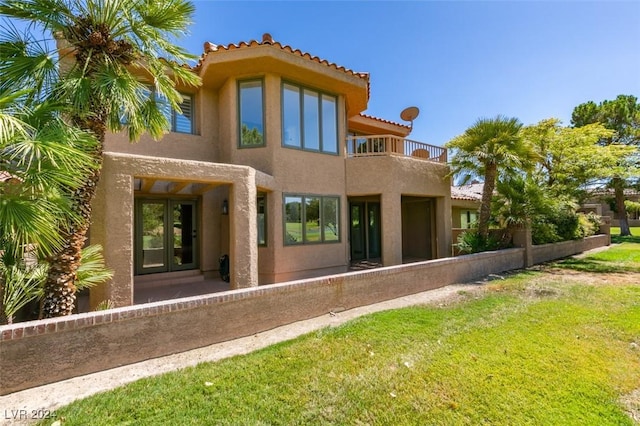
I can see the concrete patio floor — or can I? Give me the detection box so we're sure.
[134,276,230,304]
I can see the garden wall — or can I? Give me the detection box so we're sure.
[0,234,609,395]
[611,218,640,227]
[531,235,609,265]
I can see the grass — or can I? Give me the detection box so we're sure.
[556,242,640,273]
[46,245,640,425]
[611,226,640,244]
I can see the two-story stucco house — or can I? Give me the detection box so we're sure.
[88,33,452,309]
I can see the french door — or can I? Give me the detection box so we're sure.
[135,199,198,275]
[349,201,381,261]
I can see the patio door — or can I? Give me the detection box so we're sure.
[350,201,381,261]
[135,199,198,275]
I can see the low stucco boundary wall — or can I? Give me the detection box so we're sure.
[0,248,524,395]
[531,235,610,265]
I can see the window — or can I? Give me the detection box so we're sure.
[284,194,340,245]
[157,92,195,134]
[257,193,267,246]
[239,80,265,146]
[461,210,478,229]
[282,82,338,154]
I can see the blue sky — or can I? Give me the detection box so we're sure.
[182,0,639,146]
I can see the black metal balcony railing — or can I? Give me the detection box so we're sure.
[346,135,447,163]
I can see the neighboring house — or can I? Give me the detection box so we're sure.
[89,33,451,308]
[451,183,482,229]
[581,189,640,226]
[450,183,482,255]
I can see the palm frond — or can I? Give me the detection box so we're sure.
[0,194,66,258]
[138,0,195,34]
[75,244,113,291]
[0,0,73,32]
[0,111,31,143]
[1,262,46,324]
[5,116,98,183]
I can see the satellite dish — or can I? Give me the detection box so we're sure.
[400,106,420,123]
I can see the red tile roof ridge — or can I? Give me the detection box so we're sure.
[451,183,484,201]
[358,113,410,129]
[196,34,370,82]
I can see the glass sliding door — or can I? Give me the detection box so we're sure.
[171,201,197,270]
[136,199,198,275]
[367,203,382,258]
[350,201,381,261]
[350,203,365,261]
[139,201,167,273]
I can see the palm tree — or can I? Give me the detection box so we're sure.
[1,88,98,323]
[447,115,534,239]
[0,0,201,317]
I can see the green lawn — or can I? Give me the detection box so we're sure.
[46,245,640,425]
[611,227,640,244]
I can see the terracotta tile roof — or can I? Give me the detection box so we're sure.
[590,188,640,197]
[358,113,410,130]
[451,183,484,201]
[194,33,370,84]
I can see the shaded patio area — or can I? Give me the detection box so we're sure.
[134,277,230,304]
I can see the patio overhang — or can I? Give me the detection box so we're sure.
[90,153,275,308]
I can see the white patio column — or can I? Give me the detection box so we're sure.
[381,192,403,266]
[229,169,259,288]
[89,169,134,308]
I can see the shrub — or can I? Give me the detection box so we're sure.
[552,209,579,241]
[531,220,561,245]
[532,211,600,245]
[457,230,501,254]
[577,213,599,238]
[584,212,601,234]
[625,200,640,215]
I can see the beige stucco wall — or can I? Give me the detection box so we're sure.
[346,156,452,262]
[94,41,453,293]
[103,86,219,162]
[213,72,351,282]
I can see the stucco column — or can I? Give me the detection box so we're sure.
[381,192,402,266]
[436,196,452,258]
[89,171,134,308]
[512,227,533,268]
[229,169,258,288]
[600,216,611,246]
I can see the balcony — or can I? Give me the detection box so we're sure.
[346,135,447,163]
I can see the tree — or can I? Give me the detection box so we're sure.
[521,118,629,202]
[0,0,201,316]
[0,89,98,323]
[446,115,534,239]
[571,95,640,236]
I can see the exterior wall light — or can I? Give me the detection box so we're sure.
[222,199,229,215]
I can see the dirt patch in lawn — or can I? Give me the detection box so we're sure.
[621,388,640,423]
